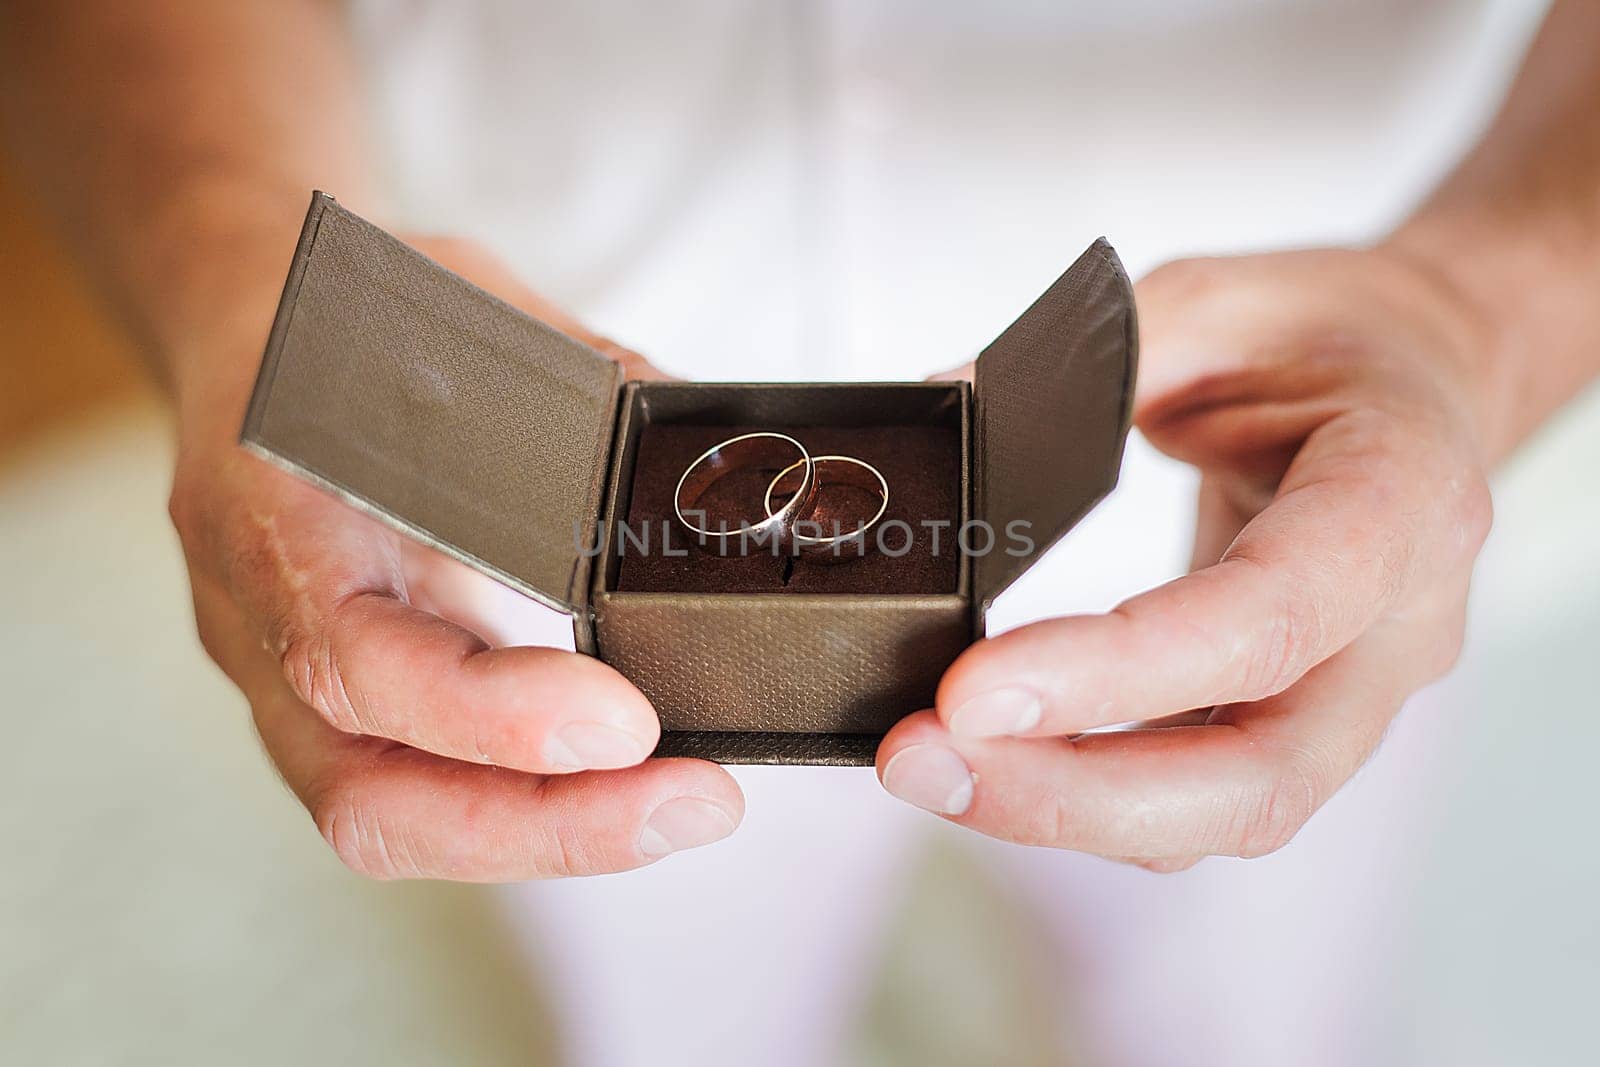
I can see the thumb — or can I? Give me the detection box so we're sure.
[604,343,676,382]
[926,360,973,383]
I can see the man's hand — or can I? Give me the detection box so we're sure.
[7,4,742,881]
[878,247,1496,869]
[876,0,1600,867]
[169,238,741,880]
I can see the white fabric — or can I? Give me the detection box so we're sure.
[345,3,1552,1064]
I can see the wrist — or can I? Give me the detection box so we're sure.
[1382,208,1600,464]
[1368,231,1515,464]
[148,187,329,441]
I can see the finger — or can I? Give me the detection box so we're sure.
[883,592,1463,860]
[262,686,741,880]
[207,592,743,880]
[940,409,1490,739]
[277,590,661,773]
[405,235,594,339]
[927,360,974,382]
[406,235,674,381]
[398,538,576,648]
[200,519,661,774]
[1189,475,1255,572]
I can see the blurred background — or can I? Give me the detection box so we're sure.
[3,1,1599,1064]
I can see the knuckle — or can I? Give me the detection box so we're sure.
[313,786,414,880]
[1453,471,1494,557]
[543,820,590,879]
[1024,790,1080,849]
[1017,777,1163,856]
[166,479,201,548]
[1139,256,1224,301]
[1431,642,1464,681]
[192,610,227,668]
[1232,757,1321,858]
[519,782,605,879]
[165,486,187,536]
[1420,618,1468,683]
[1010,762,1100,849]
[1246,589,1323,698]
[1407,439,1493,570]
[279,624,365,735]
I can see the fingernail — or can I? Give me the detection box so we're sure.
[545,722,651,771]
[948,687,1042,738]
[882,744,975,815]
[639,797,737,858]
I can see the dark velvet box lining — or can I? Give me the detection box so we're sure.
[611,388,963,596]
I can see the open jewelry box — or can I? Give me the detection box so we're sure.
[242,193,1138,765]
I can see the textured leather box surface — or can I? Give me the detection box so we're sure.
[241,193,1137,765]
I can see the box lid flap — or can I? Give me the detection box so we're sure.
[973,239,1138,617]
[241,193,621,615]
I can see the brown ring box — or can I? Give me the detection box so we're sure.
[242,193,1138,766]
